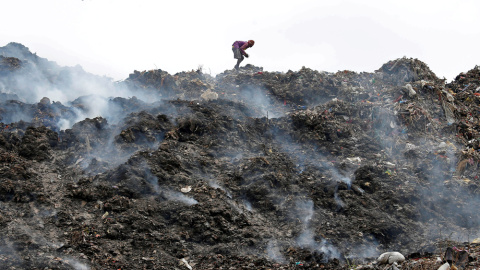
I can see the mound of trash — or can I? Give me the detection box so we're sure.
[0,43,479,269]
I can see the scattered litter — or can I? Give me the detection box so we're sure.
[180,258,193,270]
[181,186,192,193]
[377,252,405,265]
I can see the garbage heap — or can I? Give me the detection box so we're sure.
[0,44,479,270]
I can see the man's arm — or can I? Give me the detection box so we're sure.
[239,42,249,55]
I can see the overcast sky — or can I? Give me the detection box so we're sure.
[1,0,479,81]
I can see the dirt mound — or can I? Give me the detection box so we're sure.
[0,44,480,269]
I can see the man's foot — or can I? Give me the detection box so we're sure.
[234,65,239,71]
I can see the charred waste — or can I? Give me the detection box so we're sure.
[0,42,480,269]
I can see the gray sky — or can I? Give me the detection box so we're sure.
[2,0,479,81]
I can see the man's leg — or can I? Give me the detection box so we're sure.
[235,58,243,70]
[235,54,245,70]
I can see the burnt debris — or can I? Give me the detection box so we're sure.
[0,43,480,269]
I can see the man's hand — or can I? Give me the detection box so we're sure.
[245,53,249,58]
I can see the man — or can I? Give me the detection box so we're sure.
[232,40,255,70]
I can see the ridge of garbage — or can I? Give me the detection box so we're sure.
[0,42,480,269]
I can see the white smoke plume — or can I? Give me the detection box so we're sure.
[162,189,198,206]
[0,43,168,131]
[266,240,287,264]
[62,256,90,270]
[225,85,286,119]
[274,132,352,185]
[293,198,340,259]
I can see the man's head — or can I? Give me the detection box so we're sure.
[248,40,255,47]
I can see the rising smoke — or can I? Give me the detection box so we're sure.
[227,85,286,119]
[0,43,167,131]
[267,240,287,264]
[294,198,340,260]
[273,131,352,186]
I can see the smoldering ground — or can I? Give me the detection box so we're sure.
[2,44,480,269]
[231,84,286,119]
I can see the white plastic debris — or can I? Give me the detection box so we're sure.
[180,186,192,193]
[384,162,396,168]
[446,92,454,102]
[75,158,84,165]
[390,262,400,270]
[346,157,362,163]
[180,258,193,270]
[405,143,417,151]
[376,251,405,265]
[405,84,417,97]
[437,262,450,270]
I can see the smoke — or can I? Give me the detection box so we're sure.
[420,150,480,243]
[77,137,140,175]
[162,189,198,205]
[0,241,22,266]
[364,87,480,244]
[403,134,480,242]
[333,185,346,211]
[59,95,159,130]
[62,256,90,270]
[207,178,232,198]
[266,240,287,264]
[72,95,110,120]
[226,85,285,119]
[366,104,409,168]
[0,101,33,123]
[274,132,352,186]
[142,161,160,194]
[295,199,314,227]
[344,240,380,262]
[139,161,198,206]
[1,220,92,269]
[0,87,159,132]
[73,111,168,175]
[8,61,117,104]
[57,117,73,131]
[297,229,340,260]
[293,198,340,259]
[243,199,253,212]
[0,44,170,131]
[0,240,89,269]
[11,222,64,250]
